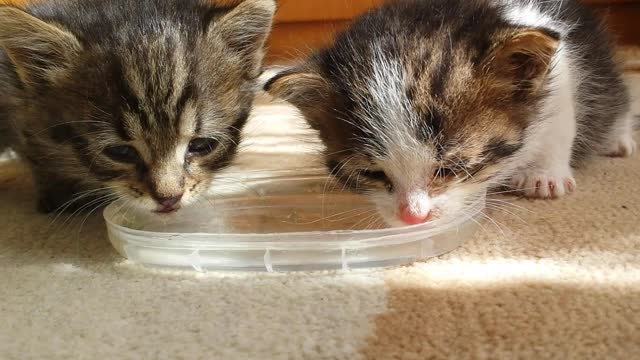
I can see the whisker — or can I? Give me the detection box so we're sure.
[48,187,119,230]
[479,212,508,239]
[76,194,119,239]
[483,204,527,224]
[485,197,532,213]
[54,193,117,233]
[349,211,380,230]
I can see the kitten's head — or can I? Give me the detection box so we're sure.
[266,5,559,226]
[0,0,275,213]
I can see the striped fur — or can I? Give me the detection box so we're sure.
[0,0,275,213]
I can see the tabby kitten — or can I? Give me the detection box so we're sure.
[266,0,635,226]
[0,0,275,214]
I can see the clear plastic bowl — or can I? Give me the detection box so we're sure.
[104,171,485,272]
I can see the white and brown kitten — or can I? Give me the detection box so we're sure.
[266,0,636,226]
[0,0,275,214]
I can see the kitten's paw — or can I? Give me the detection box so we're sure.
[511,169,576,199]
[604,134,636,158]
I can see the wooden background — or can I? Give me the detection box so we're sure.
[267,0,640,62]
[1,0,639,63]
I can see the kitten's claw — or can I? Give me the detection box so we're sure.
[604,134,636,158]
[511,170,576,199]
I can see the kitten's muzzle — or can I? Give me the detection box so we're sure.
[399,205,433,225]
[153,193,183,213]
[398,190,433,225]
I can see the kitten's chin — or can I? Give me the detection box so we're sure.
[153,206,181,215]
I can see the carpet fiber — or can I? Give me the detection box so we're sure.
[1,50,639,360]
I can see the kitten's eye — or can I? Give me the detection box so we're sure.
[435,167,456,178]
[359,169,393,191]
[359,169,388,181]
[104,145,140,163]
[188,138,218,156]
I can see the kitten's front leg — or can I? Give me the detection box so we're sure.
[33,173,93,214]
[36,183,81,214]
[510,127,577,199]
[511,77,577,199]
[602,112,637,158]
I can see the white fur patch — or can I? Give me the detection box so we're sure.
[362,45,435,192]
[508,44,579,198]
[406,190,432,217]
[500,0,572,37]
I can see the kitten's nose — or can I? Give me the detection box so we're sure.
[156,194,183,208]
[399,205,432,225]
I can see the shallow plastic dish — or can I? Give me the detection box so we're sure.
[104,171,485,272]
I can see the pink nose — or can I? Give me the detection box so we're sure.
[399,205,432,225]
[155,194,183,209]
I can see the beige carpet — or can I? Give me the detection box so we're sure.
[1,52,640,360]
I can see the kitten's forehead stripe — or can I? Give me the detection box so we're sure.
[121,112,143,140]
[175,82,198,137]
[176,83,195,120]
[416,108,445,142]
[429,40,452,98]
[110,40,202,144]
[179,102,198,137]
[117,38,183,133]
[112,61,148,139]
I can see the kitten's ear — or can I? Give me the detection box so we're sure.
[0,6,81,84]
[264,69,330,110]
[487,29,560,95]
[210,0,276,68]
